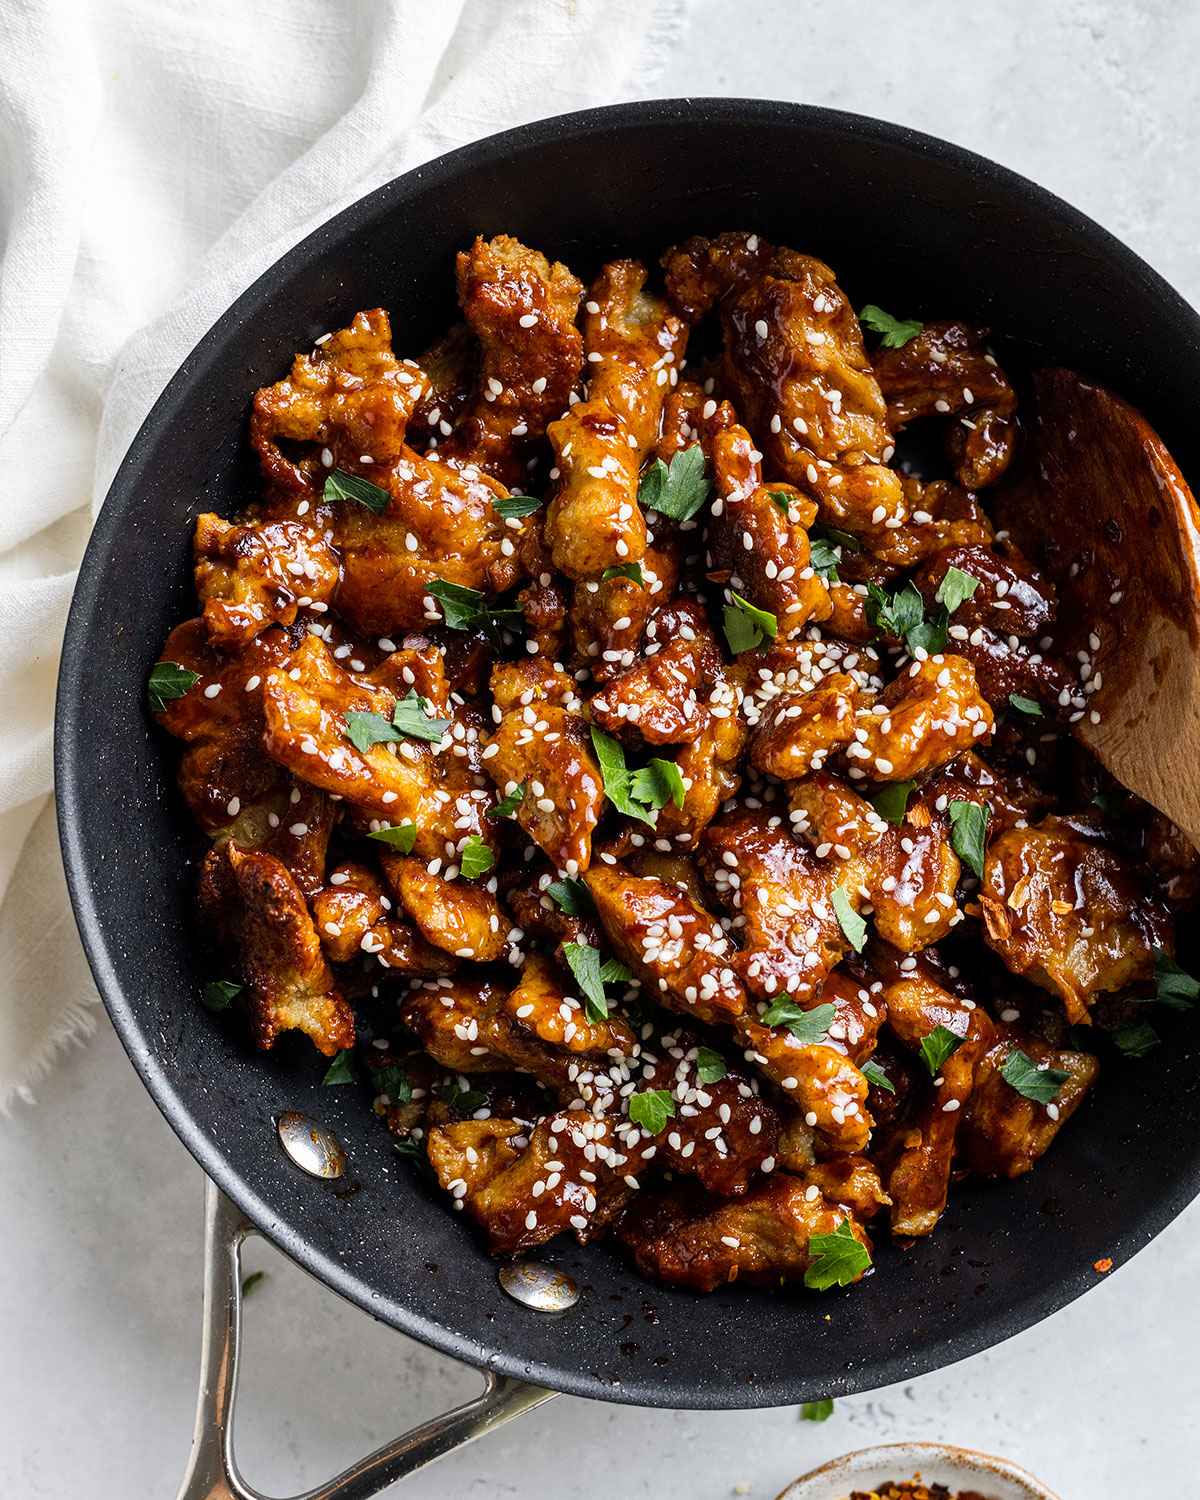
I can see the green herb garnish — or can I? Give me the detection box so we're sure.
[804,1220,872,1290]
[800,1398,835,1422]
[869,780,915,825]
[148,660,199,712]
[1154,949,1198,1010]
[1001,1048,1068,1103]
[490,783,526,819]
[563,941,632,1023]
[368,822,418,852]
[919,1023,964,1076]
[861,1059,895,1094]
[458,835,494,880]
[493,493,542,520]
[201,979,242,1012]
[637,445,710,523]
[628,1088,677,1135]
[859,304,923,349]
[1008,694,1043,717]
[761,998,837,1046]
[695,1047,727,1085]
[723,592,778,654]
[948,799,990,879]
[589,728,681,826]
[372,1064,413,1102]
[601,562,645,587]
[831,886,867,952]
[547,877,594,916]
[346,691,450,752]
[322,1049,355,1085]
[808,536,842,583]
[324,468,390,513]
[426,578,523,642]
[1113,1022,1160,1058]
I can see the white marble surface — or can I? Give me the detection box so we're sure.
[7,2,1200,1495]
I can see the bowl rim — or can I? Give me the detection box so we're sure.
[55,95,1200,1405]
[776,1440,1063,1500]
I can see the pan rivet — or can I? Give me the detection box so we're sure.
[276,1111,346,1179]
[498,1260,580,1312]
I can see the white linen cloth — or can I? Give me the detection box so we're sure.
[0,0,683,1109]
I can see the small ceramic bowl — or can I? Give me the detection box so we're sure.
[776,1443,1062,1500]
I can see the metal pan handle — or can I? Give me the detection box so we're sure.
[176,1180,557,1500]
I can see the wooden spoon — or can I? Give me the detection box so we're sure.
[996,368,1200,850]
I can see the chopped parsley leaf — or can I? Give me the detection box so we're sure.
[628,1088,676,1135]
[637,445,710,523]
[761,998,837,1046]
[804,1220,872,1290]
[148,660,199,712]
[322,1049,355,1085]
[948,799,990,879]
[869,780,915,825]
[831,886,867,952]
[601,562,645,586]
[695,1046,727,1084]
[859,304,923,349]
[1001,1048,1069,1103]
[919,1023,964,1076]
[723,592,778,654]
[861,1059,895,1094]
[323,468,390,513]
[368,822,418,852]
[458,835,494,880]
[489,783,526,819]
[201,979,242,1012]
[547,877,594,916]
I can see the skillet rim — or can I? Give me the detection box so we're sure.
[54,95,1200,1407]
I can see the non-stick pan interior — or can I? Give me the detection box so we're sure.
[56,99,1200,1408]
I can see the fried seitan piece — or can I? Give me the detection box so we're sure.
[380,855,508,963]
[799,1154,891,1220]
[403,977,567,1087]
[699,807,854,1006]
[912,542,1057,640]
[332,446,520,638]
[586,862,746,1024]
[427,1111,630,1252]
[570,537,681,683]
[310,862,453,973]
[874,961,994,1236]
[590,598,747,846]
[193,514,340,647]
[407,321,477,450]
[707,419,833,635]
[260,635,493,860]
[505,952,637,1057]
[618,1177,871,1292]
[980,815,1171,1024]
[198,841,354,1056]
[749,671,862,779]
[482,688,603,875]
[250,308,425,493]
[660,230,774,322]
[590,597,722,744]
[960,1032,1099,1178]
[436,235,584,486]
[873,320,1017,489]
[683,237,907,540]
[789,771,963,951]
[618,1031,781,1197]
[544,260,687,579]
[737,1010,872,1154]
[849,655,995,782]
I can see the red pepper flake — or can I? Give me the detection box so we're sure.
[1093,1257,1113,1274]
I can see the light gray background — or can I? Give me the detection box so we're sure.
[8,2,1199,1495]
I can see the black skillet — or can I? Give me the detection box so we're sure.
[55,99,1200,1494]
